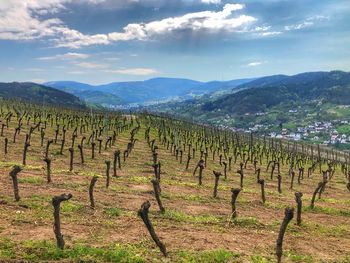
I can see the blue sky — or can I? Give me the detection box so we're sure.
[0,0,349,84]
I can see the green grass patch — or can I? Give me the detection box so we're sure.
[338,255,350,263]
[177,248,240,263]
[314,224,348,237]
[60,201,85,213]
[0,238,16,259]
[250,255,273,263]
[304,205,350,217]
[104,207,122,217]
[19,176,44,185]
[128,176,151,184]
[251,250,314,263]
[51,150,62,156]
[284,250,314,263]
[318,197,350,205]
[0,161,22,168]
[264,201,288,210]
[78,171,103,178]
[0,239,145,262]
[161,192,209,203]
[161,209,224,224]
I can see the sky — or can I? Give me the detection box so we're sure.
[0,0,349,84]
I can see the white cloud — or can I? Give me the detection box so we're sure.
[106,68,159,76]
[61,3,256,48]
[76,62,107,69]
[55,27,110,48]
[0,0,108,41]
[284,15,329,31]
[246,62,262,67]
[0,1,257,48]
[259,31,282,37]
[285,21,313,31]
[247,25,282,37]
[0,0,65,40]
[37,52,90,60]
[253,25,271,32]
[244,61,267,67]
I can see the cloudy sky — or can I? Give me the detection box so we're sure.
[0,0,349,84]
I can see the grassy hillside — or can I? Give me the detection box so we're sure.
[0,82,85,108]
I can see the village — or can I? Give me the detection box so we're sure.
[248,120,350,148]
[217,113,350,150]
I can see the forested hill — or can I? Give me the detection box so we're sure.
[0,82,85,108]
[202,71,350,115]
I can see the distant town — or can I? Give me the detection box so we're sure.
[217,108,350,151]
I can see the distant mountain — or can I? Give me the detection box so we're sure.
[0,82,85,108]
[44,81,125,106]
[98,78,203,103]
[202,70,350,114]
[45,77,254,106]
[44,81,95,92]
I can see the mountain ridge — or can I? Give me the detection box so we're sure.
[0,82,85,108]
[44,77,255,106]
[203,70,350,114]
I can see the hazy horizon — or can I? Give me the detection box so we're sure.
[1,69,346,86]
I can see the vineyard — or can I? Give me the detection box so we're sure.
[0,100,349,262]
